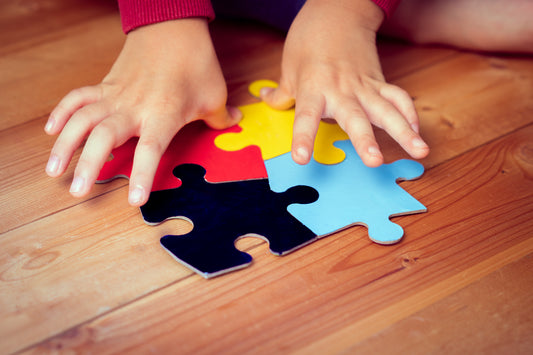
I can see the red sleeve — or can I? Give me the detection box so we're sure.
[118,0,215,33]
[371,0,401,18]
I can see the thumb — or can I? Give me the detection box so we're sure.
[203,105,243,130]
[260,82,295,111]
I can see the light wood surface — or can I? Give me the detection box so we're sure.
[1,1,532,354]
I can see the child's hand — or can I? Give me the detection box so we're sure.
[261,0,429,167]
[45,18,240,206]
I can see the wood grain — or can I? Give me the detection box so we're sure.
[16,123,533,355]
[349,253,533,354]
[1,1,532,354]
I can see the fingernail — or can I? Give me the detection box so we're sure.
[44,118,55,133]
[46,155,60,175]
[410,122,420,134]
[259,87,273,98]
[368,145,382,157]
[412,137,428,149]
[70,176,85,194]
[228,106,243,121]
[129,185,145,205]
[295,147,310,162]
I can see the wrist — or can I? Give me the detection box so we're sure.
[305,0,384,32]
[125,18,214,63]
[106,18,219,84]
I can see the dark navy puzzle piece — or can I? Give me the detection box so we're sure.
[141,164,319,278]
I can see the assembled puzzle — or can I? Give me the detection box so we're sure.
[97,80,427,278]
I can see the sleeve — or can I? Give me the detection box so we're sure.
[117,0,215,34]
[370,0,401,18]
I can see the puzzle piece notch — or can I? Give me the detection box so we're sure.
[266,140,426,245]
[214,80,350,164]
[96,120,267,191]
[141,164,319,278]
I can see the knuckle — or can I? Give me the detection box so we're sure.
[380,105,400,122]
[137,135,165,157]
[293,123,316,143]
[91,121,116,141]
[389,85,411,99]
[342,119,372,141]
[199,87,228,115]
[66,87,85,98]
[75,156,96,174]
[68,86,95,100]
[297,107,321,121]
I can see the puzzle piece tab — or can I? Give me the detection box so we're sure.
[141,164,319,278]
[97,120,267,191]
[265,140,427,244]
[215,80,349,164]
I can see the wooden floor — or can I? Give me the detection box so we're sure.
[1,1,532,354]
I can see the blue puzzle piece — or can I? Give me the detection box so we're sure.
[141,164,319,278]
[265,140,426,244]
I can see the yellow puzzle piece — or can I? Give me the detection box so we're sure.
[215,80,349,164]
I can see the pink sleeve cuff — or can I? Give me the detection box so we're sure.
[371,0,401,18]
[118,0,215,33]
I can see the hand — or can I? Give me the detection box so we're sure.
[45,18,241,206]
[261,0,429,167]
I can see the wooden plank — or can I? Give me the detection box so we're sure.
[296,242,533,354]
[0,0,118,56]
[0,118,126,234]
[0,17,456,132]
[346,253,533,354]
[0,14,124,131]
[0,187,194,355]
[376,52,533,167]
[2,50,531,233]
[17,123,533,354]
[377,38,459,81]
[1,6,532,354]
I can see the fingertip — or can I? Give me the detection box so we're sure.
[363,145,384,168]
[44,117,55,134]
[259,86,274,99]
[227,105,243,122]
[259,86,276,107]
[45,154,62,177]
[260,86,295,110]
[292,146,311,165]
[128,184,148,206]
[411,137,430,159]
[69,175,89,197]
[204,106,243,130]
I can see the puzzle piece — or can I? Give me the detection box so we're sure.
[265,140,427,244]
[215,80,349,164]
[97,120,267,191]
[141,164,319,278]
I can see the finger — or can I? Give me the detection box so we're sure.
[45,85,102,135]
[291,92,325,164]
[379,83,420,133]
[128,126,176,206]
[260,81,295,110]
[69,113,135,197]
[202,105,242,130]
[335,98,384,168]
[46,101,110,177]
[363,92,429,159]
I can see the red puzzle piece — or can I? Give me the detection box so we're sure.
[97,120,267,191]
